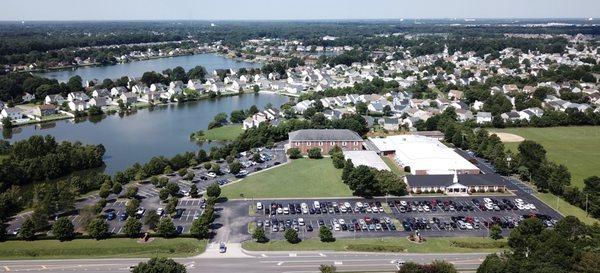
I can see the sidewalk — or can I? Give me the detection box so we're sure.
[197,242,251,258]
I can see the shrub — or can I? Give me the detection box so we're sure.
[287,148,302,159]
[307,148,322,159]
[284,229,300,244]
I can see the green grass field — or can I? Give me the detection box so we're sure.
[202,124,244,141]
[493,126,600,188]
[536,192,599,225]
[222,158,353,199]
[381,156,407,177]
[0,238,206,260]
[243,237,507,253]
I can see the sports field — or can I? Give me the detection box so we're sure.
[493,126,600,188]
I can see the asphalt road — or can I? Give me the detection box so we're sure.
[0,252,487,273]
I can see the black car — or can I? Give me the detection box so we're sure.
[306,225,314,232]
[119,212,128,221]
[174,208,185,219]
[176,226,184,234]
[106,212,116,220]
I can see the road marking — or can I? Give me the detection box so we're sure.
[261,254,267,257]
[277,262,284,266]
[334,261,343,265]
[3,266,10,271]
[319,253,325,257]
[289,253,297,257]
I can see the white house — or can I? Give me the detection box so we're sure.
[1,107,24,121]
[476,112,492,124]
[67,92,89,102]
[44,94,65,105]
[92,89,110,98]
[22,92,36,102]
[120,92,138,104]
[68,100,87,111]
[110,86,128,97]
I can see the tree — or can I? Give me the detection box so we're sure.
[67,76,83,92]
[20,217,36,240]
[252,227,268,243]
[489,224,502,240]
[284,228,300,244]
[159,188,170,201]
[190,184,200,198]
[190,217,210,239]
[383,105,393,116]
[112,182,122,195]
[287,148,302,159]
[229,161,241,175]
[126,198,140,217]
[206,183,221,198]
[331,152,345,169]
[166,198,178,215]
[157,218,177,237]
[341,159,354,181]
[476,254,506,273]
[319,226,335,242]
[345,165,380,198]
[131,257,187,273]
[144,209,160,231]
[52,217,75,241]
[123,217,142,238]
[98,181,112,199]
[319,265,337,273]
[87,218,109,240]
[356,102,368,115]
[125,186,138,199]
[307,148,323,159]
[1,117,12,129]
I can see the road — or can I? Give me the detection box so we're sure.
[0,251,487,273]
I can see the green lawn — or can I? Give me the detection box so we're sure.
[222,158,353,199]
[202,124,244,141]
[493,126,600,188]
[243,237,507,253]
[0,238,206,260]
[381,156,407,177]
[536,192,599,225]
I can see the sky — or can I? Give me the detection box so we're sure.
[1,0,599,21]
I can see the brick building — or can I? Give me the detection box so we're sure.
[288,129,363,154]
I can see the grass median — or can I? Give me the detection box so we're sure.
[0,238,206,260]
[243,237,507,253]
[222,158,353,199]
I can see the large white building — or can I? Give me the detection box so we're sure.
[368,135,480,175]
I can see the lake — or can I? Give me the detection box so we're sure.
[2,93,289,174]
[37,53,262,83]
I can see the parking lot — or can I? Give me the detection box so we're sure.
[247,194,562,240]
[5,146,287,236]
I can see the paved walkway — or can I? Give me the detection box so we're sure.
[198,242,251,258]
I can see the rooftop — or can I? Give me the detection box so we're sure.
[289,129,363,142]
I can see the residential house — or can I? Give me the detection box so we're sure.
[448,90,464,100]
[150,83,166,92]
[111,86,128,97]
[1,107,24,121]
[187,79,205,92]
[22,92,35,102]
[67,92,89,102]
[92,89,110,98]
[476,112,492,124]
[500,111,521,122]
[68,100,87,112]
[33,105,57,117]
[120,92,138,104]
[379,117,400,131]
[89,97,109,107]
[44,94,65,105]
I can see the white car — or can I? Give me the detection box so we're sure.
[333,223,341,231]
[344,202,351,208]
[314,201,321,209]
[372,207,379,213]
[276,207,283,214]
[515,198,524,203]
[256,202,263,210]
[356,202,363,208]
[283,207,289,214]
[156,208,164,216]
[339,219,346,225]
[423,205,430,212]
[400,201,407,206]
[207,172,217,178]
[298,218,305,226]
[483,198,492,204]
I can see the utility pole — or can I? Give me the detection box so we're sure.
[586,193,589,217]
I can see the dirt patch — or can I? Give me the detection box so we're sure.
[492,132,525,143]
